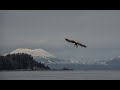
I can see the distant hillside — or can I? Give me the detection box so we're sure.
[106,56,120,66]
[48,56,120,70]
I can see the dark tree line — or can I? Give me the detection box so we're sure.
[0,53,50,70]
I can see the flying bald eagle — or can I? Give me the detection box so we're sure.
[65,38,87,48]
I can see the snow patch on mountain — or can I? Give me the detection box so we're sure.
[10,48,56,58]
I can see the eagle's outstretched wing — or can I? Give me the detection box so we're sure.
[77,43,87,48]
[65,38,76,43]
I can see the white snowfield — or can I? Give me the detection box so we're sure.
[10,48,56,58]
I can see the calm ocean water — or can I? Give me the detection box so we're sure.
[0,70,120,80]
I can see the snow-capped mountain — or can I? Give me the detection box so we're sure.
[9,48,71,64]
[10,48,58,63]
[10,48,56,58]
[7,48,120,69]
[94,60,108,65]
[93,56,120,65]
[9,48,120,65]
[8,48,113,65]
[105,56,120,65]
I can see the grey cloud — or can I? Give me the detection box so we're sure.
[0,10,120,59]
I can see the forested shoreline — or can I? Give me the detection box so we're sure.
[0,53,50,71]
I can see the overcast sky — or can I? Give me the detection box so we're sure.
[0,10,120,59]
